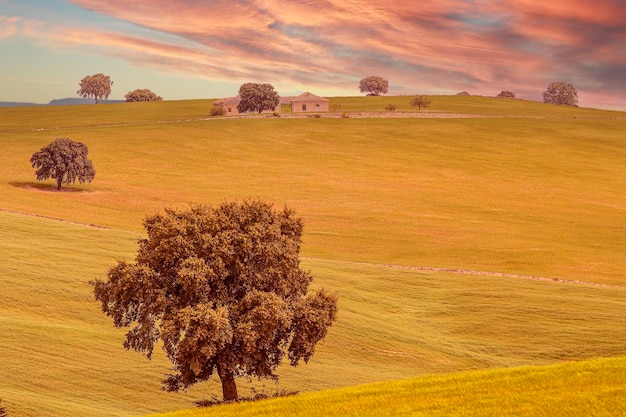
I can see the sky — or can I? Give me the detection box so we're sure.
[1,0,625,109]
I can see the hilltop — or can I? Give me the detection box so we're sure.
[0,97,125,107]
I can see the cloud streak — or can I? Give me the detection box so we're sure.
[3,0,626,107]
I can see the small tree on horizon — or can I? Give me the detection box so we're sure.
[359,76,389,96]
[542,82,578,106]
[125,89,163,102]
[409,95,431,110]
[496,90,516,98]
[92,200,338,402]
[237,83,280,114]
[30,138,96,190]
[77,73,113,104]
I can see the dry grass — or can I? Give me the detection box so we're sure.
[146,356,626,417]
[2,101,625,285]
[1,211,624,416]
[0,97,625,416]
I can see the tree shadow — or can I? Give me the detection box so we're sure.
[9,181,91,193]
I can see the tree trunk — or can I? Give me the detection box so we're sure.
[56,176,62,190]
[217,365,238,402]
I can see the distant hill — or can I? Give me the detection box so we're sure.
[0,101,42,107]
[0,98,125,107]
[48,98,125,106]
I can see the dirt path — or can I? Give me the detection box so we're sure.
[302,257,626,289]
[2,112,504,133]
[0,207,110,229]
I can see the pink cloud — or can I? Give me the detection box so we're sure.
[0,16,22,39]
[6,0,625,107]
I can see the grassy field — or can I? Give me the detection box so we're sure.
[145,356,626,417]
[1,98,625,284]
[0,96,625,416]
[1,210,624,416]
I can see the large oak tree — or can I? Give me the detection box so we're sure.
[77,73,113,104]
[30,138,96,190]
[237,83,280,114]
[92,200,337,402]
[542,82,578,106]
[359,76,389,96]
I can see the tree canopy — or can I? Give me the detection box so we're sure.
[125,89,163,102]
[77,73,113,104]
[92,200,337,402]
[542,82,578,106]
[30,138,96,190]
[359,76,389,96]
[496,91,516,99]
[237,83,280,114]
[409,95,431,110]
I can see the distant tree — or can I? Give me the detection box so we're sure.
[409,95,431,110]
[456,91,471,96]
[359,76,389,96]
[542,82,578,106]
[92,200,338,402]
[125,89,163,102]
[496,91,516,98]
[77,73,113,104]
[237,83,280,114]
[30,138,96,190]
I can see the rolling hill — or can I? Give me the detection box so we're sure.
[0,96,624,416]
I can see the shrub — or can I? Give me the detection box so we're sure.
[210,105,227,116]
[496,90,516,98]
[125,89,162,102]
[385,103,397,112]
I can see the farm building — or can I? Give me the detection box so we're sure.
[213,91,329,115]
[282,92,329,113]
[212,95,280,115]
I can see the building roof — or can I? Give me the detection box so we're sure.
[213,95,241,106]
[215,91,328,107]
[289,92,329,102]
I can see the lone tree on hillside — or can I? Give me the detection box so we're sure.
[125,89,163,102]
[542,82,578,106]
[237,83,280,114]
[77,73,113,104]
[30,138,96,190]
[92,200,338,402]
[359,76,389,96]
[409,95,431,110]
